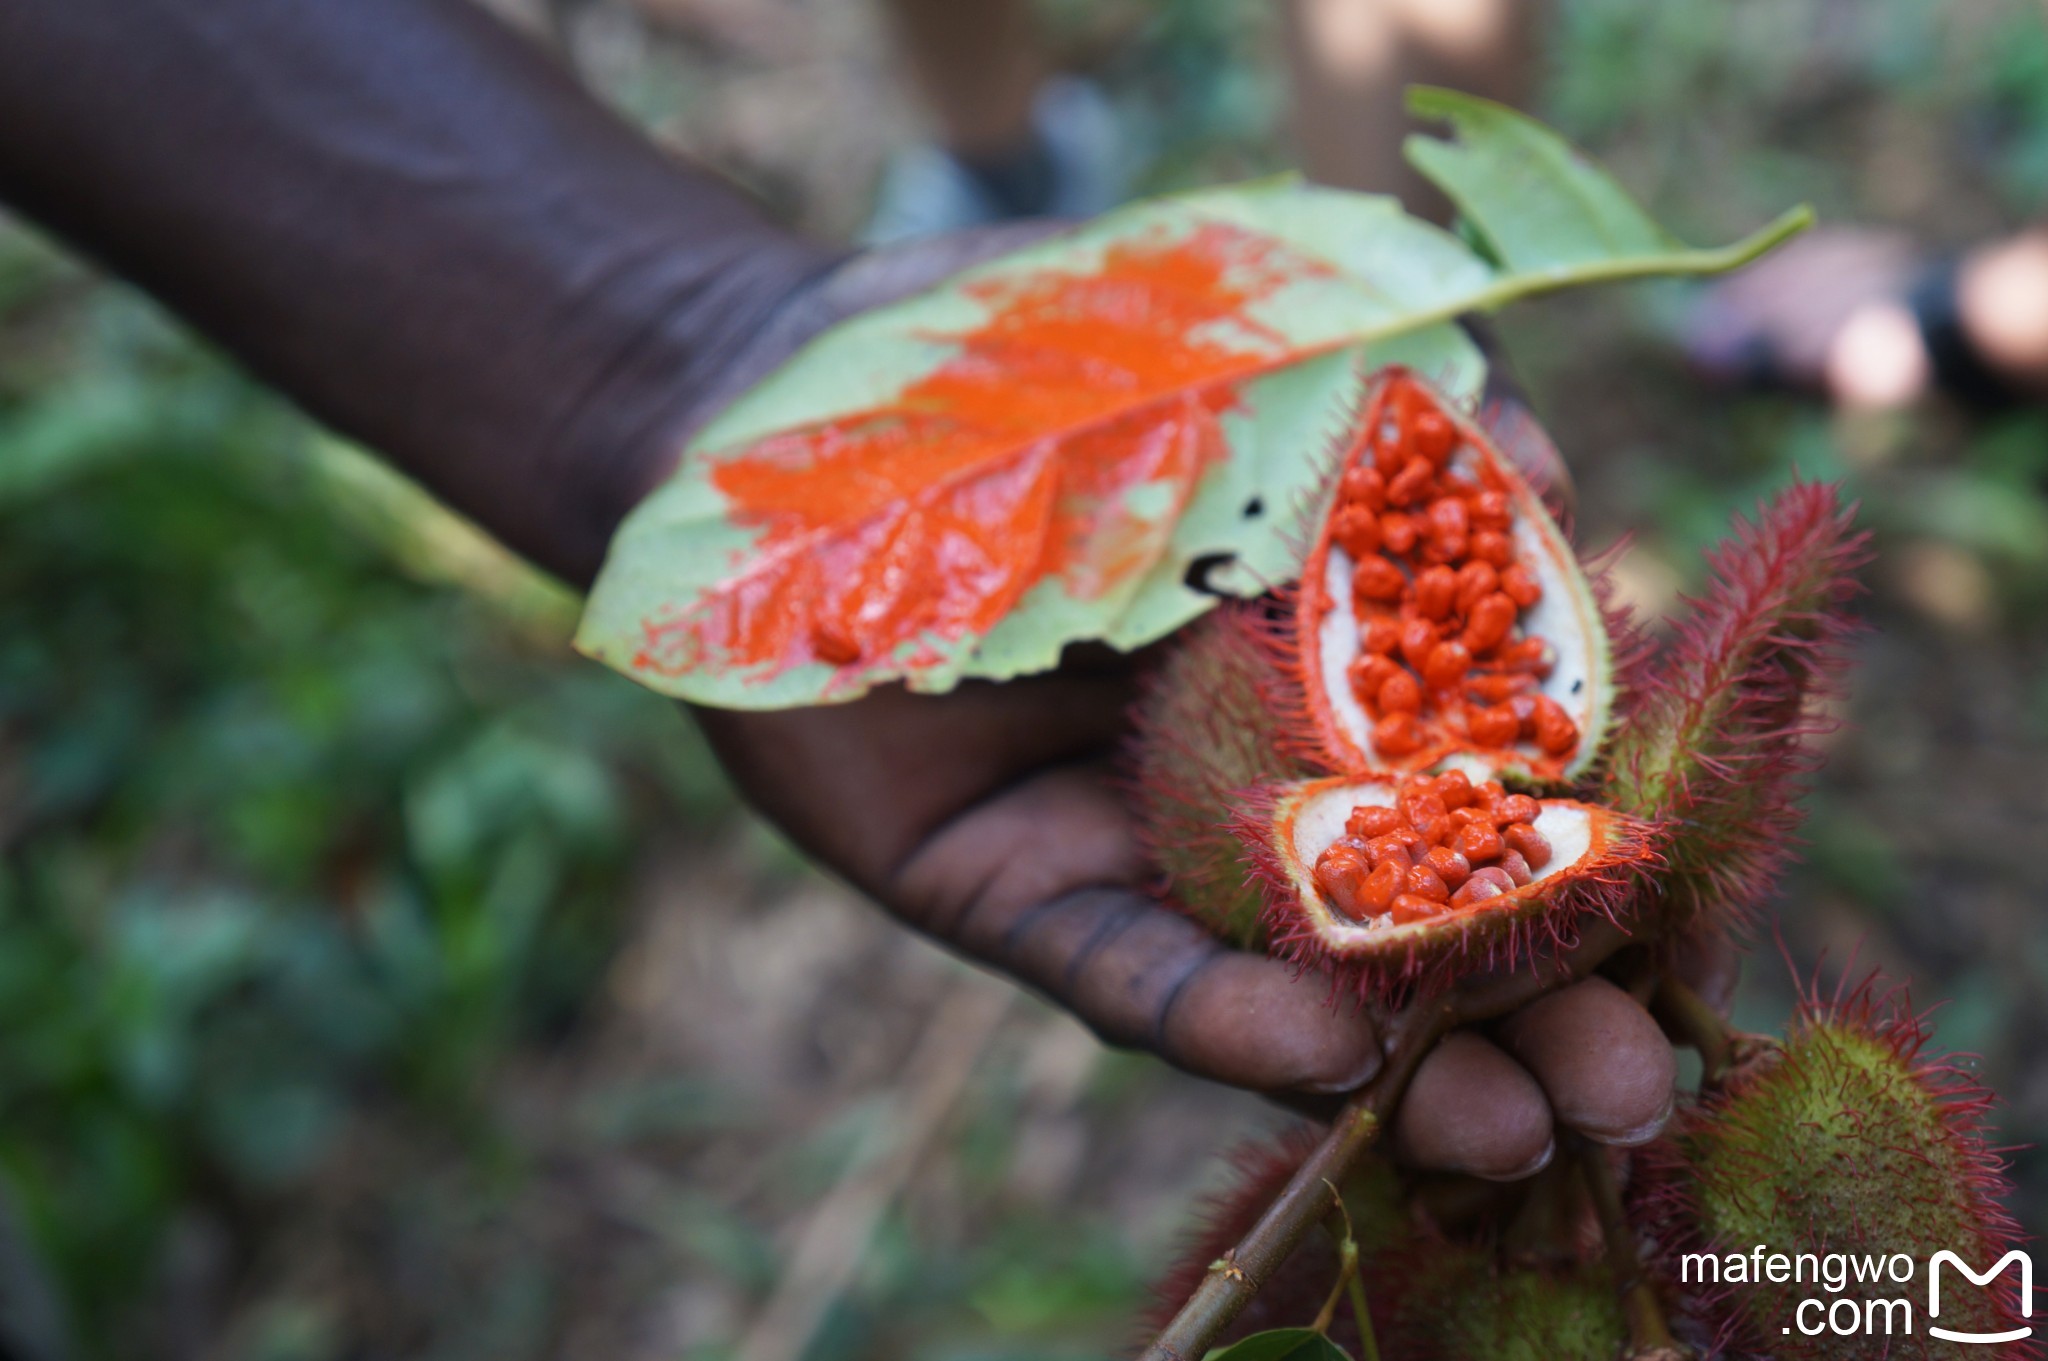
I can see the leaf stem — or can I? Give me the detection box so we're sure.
[1345,1257,1379,1361]
[1346,205,1814,350]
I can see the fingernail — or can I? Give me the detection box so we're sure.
[1585,1090,1676,1149]
[1298,1047,1383,1096]
[1474,1138,1555,1183]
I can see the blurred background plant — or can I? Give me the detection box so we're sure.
[1,1,2044,1357]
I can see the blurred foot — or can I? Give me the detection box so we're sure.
[1685,227,1931,411]
[864,76,1130,244]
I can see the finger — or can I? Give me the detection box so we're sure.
[1391,1031,1553,1180]
[1495,977,1676,1147]
[694,669,1134,891]
[893,767,1382,1095]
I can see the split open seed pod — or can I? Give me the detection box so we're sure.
[1129,369,1655,999]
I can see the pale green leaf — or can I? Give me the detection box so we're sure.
[1404,85,1813,284]
[578,106,1810,710]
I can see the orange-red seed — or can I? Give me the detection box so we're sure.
[1412,410,1457,464]
[1406,865,1450,902]
[1463,592,1518,654]
[1414,565,1457,621]
[1501,563,1544,608]
[1378,669,1421,715]
[1362,617,1402,656]
[1361,858,1404,913]
[1423,639,1473,691]
[1503,821,1552,870]
[1471,489,1512,530]
[1373,713,1423,757]
[1468,702,1520,747]
[1472,529,1515,567]
[1366,834,1413,870]
[1382,513,1419,555]
[1389,456,1434,507]
[1315,842,1374,920]
[1495,794,1542,826]
[1355,554,1406,602]
[1400,617,1438,671]
[1423,845,1471,889]
[1533,695,1579,756]
[1455,560,1499,613]
[1452,822,1504,862]
[1389,893,1449,924]
[1333,505,1382,559]
[1347,804,1406,840]
[1341,464,1388,511]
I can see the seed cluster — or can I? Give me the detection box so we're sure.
[1312,770,1554,926]
[1333,386,1580,763]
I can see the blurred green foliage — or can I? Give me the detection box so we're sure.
[0,228,732,1352]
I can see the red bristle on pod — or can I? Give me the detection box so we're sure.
[1631,971,2037,1360]
[1126,366,1662,1003]
[1604,479,1871,934]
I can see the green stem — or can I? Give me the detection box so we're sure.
[1577,1135,1689,1361]
[1346,1260,1380,1361]
[1652,976,1736,1086]
[1348,205,1813,348]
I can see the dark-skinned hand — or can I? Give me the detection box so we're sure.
[679,230,1686,1182]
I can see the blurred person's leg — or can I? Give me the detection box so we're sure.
[866,0,1125,241]
[1282,0,1537,219]
[1688,226,2048,410]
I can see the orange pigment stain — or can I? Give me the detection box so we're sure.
[631,222,1334,683]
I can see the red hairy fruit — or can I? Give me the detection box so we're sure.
[1128,368,1654,1000]
[1635,975,2037,1361]
[1147,1128,1629,1360]
[1604,480,1870,933]
[1245,770,1653,995]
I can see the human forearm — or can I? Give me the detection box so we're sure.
[0,0,834,585]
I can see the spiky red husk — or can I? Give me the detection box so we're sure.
[1236,781,1663,1007]
[1606,480,1870,933]
[1126,602,1321,944]
[1632,971,2036,1360]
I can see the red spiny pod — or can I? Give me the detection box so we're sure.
[1632,973,2038,1361]
[1602,479,1871,934]
[1127,368,1660,1001]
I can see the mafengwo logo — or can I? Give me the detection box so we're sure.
[1680,1245,2033,1344]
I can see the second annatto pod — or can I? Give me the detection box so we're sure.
[1129,368,1659,999]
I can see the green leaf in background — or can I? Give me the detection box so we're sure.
[1403,86,1814,278]
[1205,1327,1352,1361]
[577,92,1810,710]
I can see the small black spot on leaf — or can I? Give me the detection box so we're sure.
[1184,553,1238,597]
[1243,497,1265,520]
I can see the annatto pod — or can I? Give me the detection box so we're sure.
[1372,1247,1626,1361]
[1129,369,1657,999]
[1145,1128,1629,1360]
[1633,975,2037,1360]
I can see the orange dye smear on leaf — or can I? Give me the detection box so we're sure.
[631,222,1332,684]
